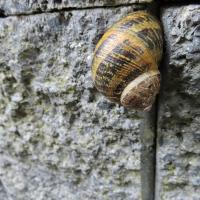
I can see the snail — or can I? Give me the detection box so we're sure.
[91,10,163,111]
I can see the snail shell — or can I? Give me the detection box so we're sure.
[91,10,163,111]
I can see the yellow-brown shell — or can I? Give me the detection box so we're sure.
[91,10,163,111]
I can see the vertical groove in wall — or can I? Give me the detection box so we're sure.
[141,104,157,200]
[154,4,166,199]
[140,3,160,200]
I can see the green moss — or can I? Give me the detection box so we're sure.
[167,163,176,172]
[47,163,58,171]
[18,47,40,62]
[77,127,83,134]
[105,0,117,6]
[66,86,76,94]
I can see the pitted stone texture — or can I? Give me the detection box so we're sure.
[0,6,144,200]
[161,0,198,1]
[0,0,152,16]
[156,5,200,200]
[0,181,8,200]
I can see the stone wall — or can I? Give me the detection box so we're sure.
[156,5,200,200]
[0,0,152,15]
[0,1,199,200]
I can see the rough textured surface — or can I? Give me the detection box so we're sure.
[0,6,145,200]
[156,5,200,200]
[0,0,153,16]
[0,181,8,200]
[2,1,200,200]
[162,0,194,2]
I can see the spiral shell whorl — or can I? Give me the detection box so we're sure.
[92,10,163,111]
[121,71,160,111]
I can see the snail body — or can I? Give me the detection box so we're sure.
[91,11,163,111]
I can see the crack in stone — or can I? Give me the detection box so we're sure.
[160,0,200,6]
[0,9,6,18]
[0,3,147,18]
[141,104,157,200]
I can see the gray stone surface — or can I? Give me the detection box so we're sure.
[0,180,9,200]
[156,5,200,200]
[0,6,145,200]
[3,1,200,200]
[0,0,153,16]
